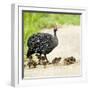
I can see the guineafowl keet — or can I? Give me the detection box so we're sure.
[52,57,61,65]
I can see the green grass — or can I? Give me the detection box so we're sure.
[23,11,80,55]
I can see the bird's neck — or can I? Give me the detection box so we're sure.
[54,32,58,47]
[54,30,57,38]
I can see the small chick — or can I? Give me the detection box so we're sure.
[27,55,37,68]
[41,56,48,68]
[64,56,76,65]
[52,57,61,65]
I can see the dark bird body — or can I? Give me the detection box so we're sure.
[27,27,58,64]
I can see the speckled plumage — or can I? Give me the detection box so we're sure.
[27,28,58,59]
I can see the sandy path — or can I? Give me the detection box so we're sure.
[41,25,81,62]
[24,25,81,79]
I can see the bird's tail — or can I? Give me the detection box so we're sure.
[27,49,31,58]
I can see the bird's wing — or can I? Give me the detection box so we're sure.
[39,34,54,52]
[27,33,55,53]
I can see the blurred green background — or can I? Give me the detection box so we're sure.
[23,11,80,60]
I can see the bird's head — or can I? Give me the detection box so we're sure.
[53,23,62,32]
[53,24,58,37]
[53,24,58,32]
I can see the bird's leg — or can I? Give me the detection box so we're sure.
[44,54,49,64]
[38,54,41,65]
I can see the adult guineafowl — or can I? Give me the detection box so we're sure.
[27,26,58,64]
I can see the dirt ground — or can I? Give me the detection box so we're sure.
[24,25,81,79]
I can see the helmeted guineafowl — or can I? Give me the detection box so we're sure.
[27,26,58,64]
